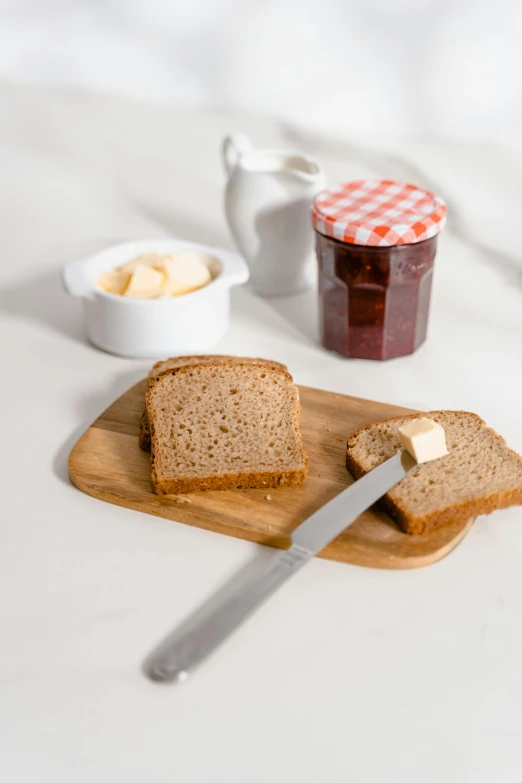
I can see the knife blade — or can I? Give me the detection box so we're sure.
[144,450,416,682]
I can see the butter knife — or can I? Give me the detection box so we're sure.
[144,450,416,682]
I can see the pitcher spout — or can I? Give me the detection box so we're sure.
[277,153,324,184]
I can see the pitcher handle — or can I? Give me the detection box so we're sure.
[222,133,252,174]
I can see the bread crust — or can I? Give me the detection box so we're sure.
[147,360,308,495]
[346,410,522,535]
[151,466,308,495]
[138,410,151,451]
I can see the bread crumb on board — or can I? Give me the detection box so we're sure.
[173,496,192,504]
[336,437,344,442]
[325,426,331,432]
[264,494,272,501]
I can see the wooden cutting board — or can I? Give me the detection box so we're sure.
[68,381,473,569]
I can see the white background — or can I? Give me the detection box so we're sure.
[1,3,522,782]
[0,0,521,147]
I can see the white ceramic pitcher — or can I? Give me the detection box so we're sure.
[223,133,326,296]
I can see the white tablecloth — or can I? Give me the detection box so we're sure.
[1,84,522,783]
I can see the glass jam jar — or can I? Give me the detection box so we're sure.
[312,180,447,360]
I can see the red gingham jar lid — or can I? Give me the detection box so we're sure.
[311,179,447,247]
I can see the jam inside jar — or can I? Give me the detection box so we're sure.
[312,179,446,361]
[316,233,437,360]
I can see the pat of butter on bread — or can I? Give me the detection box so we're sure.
[398,417,449,464]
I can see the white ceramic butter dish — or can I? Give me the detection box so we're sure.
[62,239,249,358]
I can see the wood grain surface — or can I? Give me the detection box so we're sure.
[68,380,474,569]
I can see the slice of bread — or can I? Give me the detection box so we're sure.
[346,411,522,535]
[138,356,287,451]
[139,355,238,451]
[146,361,308,494]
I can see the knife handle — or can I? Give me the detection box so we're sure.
[144,545,310,683]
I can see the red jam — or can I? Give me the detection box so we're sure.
[312,180,446,361]
[316,233,437,360]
